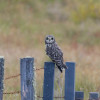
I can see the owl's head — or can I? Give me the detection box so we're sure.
[45,35,55,44]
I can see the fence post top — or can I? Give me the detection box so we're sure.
[0,56,4,59]
[20,57,34,60]
[65,62,76,65]
[44,62,55,64]
[89,92,99,94]
[75,91,84,99]
[44,62,55,69]
[89,92,99,99]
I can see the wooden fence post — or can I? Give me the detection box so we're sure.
[75,91,84,100]
[89,92,99,100]
[0,57,4,100]
[43,62,55,100]
[65,62,75,100]
[20,57,36,100]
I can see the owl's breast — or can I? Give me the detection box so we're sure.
[46,44,55,55]
[46,44,52,48]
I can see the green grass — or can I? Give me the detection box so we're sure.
[0,0,100,47]
[0,0,100,100]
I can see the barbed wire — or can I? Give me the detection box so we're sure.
[3,91,65,99]
[3,91,20,95]
[4,67,58,81]
[37,96,43,98]
[3,91,100,100]
[5,74,20,80]
[35,67,44,71]
[3,68,44,96]
[3,92,65,99]
[4,67,44,81]
[3,67,100,100]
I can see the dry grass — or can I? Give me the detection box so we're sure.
[0,0,100,100]
[1,44,100,100]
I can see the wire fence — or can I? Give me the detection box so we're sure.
[3,66,100,100]
[3,67,67,99]
[3,67,66,99]
[3,67,44,95]
[3,91,20,95]
[5,74,20,80]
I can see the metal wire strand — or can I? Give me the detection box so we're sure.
[5,74,20,80]
[35,68,44,71]
[4,67,44,81]
[3,91,21,95]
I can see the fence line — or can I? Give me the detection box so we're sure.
[4,68,44,81]
[3,91,21,95]
[0,57,99,100]
[5,74,20,80]
[4,67,58,81]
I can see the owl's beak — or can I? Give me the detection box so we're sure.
[48,44,51,47]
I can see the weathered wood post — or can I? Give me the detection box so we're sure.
[89,92,99,100]
[0,57,4,100]
[43,62,55,100]
[20,57,36,100]
[65,62,75,100]
[75,91,84,100]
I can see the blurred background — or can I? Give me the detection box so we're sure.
[0,0,100,100]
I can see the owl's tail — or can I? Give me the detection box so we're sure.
[62,64,68,69]
[56,64,63,73]
[56,64,68,73]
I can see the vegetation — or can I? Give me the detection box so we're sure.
[0,0,100,100]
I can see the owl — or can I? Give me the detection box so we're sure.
[45,35,68,73]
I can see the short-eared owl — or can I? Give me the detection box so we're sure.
[45,35,68,73]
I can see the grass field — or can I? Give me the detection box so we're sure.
[0,0,100,100]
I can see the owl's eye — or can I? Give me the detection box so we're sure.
[46,37,49,40]
[51,37,53,40]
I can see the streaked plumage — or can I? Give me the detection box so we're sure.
[45,35,68,73]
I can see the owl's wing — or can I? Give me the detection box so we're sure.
[50,43,63,63]
[55,43,63,57]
